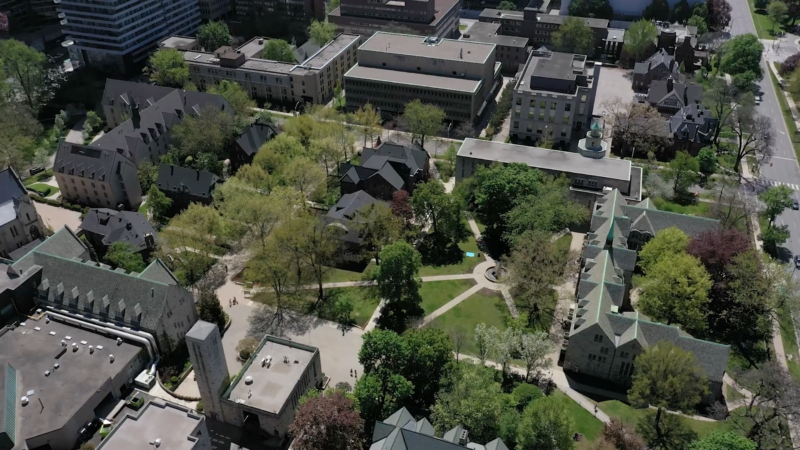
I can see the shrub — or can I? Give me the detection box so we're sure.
[237,337,259,360]
[780,52,800,76]
[196,400,204,412]
[512,383,543,410]
[170,376,179,384]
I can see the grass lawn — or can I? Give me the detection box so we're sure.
[331,287,380,328]
[323,262,376,283]
[747,0,784,38]
[138,201,147,214]
[777,304,800,382]
[23,170,53,186]
[418,234,483,277]
[419,279,476,316]
[652,197,712,217]
[555,233,573,256]
[598,400,727,438]
[459,24,467,31]
[551,390,603,442]
[27,183,58,197]
[427,289,510,356]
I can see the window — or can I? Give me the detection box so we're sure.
[513,121,519,129]
[620,351,629,359]
[530,100,535,107]
[528,111,534,119]
[514,110,520,118]
[561,129,567,137]
[581,95,587,103]
[594,334,604,343]
[563,113,570,124]
[516,97,522,105]
[550,102,556,110]
[538,112,544,120]
[539,100,546,109]
[537,125,543,134]
[588,354,597,361]
[565,103,571,112]
[600,347,609,355]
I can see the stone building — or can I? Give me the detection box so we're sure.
[0,168,44,259]
[632,49,679,92]
[327,0,461,39]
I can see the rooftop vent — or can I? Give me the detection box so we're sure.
[152,438,162,447]
[89,345,94,354]
[245,376,254,385]
[54,363,60,369]
[117,337,123,346]
[45,370,51,376]
[21,396,29,406]
[72,342,78,352]
[109,354,115,363]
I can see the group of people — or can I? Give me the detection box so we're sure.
[228,297,238,307]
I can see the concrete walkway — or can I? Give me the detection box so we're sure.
[420,284,483,326]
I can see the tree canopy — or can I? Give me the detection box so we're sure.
[568,0,613,19]
[263,39,296,62]
[208,80,256,121]
[687,431,757,450]
[498,0,517,9]
[759,185,794,224]
[643,0,671,21]
[719,34,764,80]
[372,241,424,331]
[624,20,659,62]
[197,21,233,51]
[104,242,146,273]
[517,396,576,450]
[308,20,338,46]
[403,99,444,148]
[637,227,689,274]
[552,17,595,56]
[289,391,363,450]
[0,39,49,111]
[147,49,189,88]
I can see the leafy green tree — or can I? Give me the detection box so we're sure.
[688,431,757,450]
[354,372,413,436]
[104,242,146,273]
[512,384,543,410]
[0,39,48,110]
[281,155,326,202]
[262,39,296,62]
[768,1,789,30]
[755,0,769,7]
[197,21,232,51]
[637,412,697,450]
[567,0,613,19]
[552,17,595,56]
[719,34,764,79]
[402,99,445,148]
[198,289,226,330]
[517,396,576,450]
[505,178,588,244]
[171,105,235,161]
[697,147,717,174]
[403,328,455,411]
[441,143,457,179]
[85,111,103,129]
[672,0,694,22]
[687,14,709,33]
[159,204,227,289]
[146,49,189,87]
[275,211,339,302]
[214,179,294,248]
[628,343,708,450]
[663,151,699,197]
[637,227,689,274]
[308,20,337,46]
[431,362,506,444]
[761,223,790,253]
[359,329,409,376]
[253,133,306,175]
[638,253,712,334]
[54,110,68,134]
[138,161,159,193]
[146,184,173,226]
[624,20,658,62]
[643,0,671,21]
[353,103,382,148]
[498,0,517,9]
[410,180,466,238]
[208,80,256,121]
[372,241,423,332]
[759,185,794,224]
[355,202,402,264]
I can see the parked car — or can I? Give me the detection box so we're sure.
[29,167,44,176]
[794,254,800,268]
[793,198,799,210]
[755,95,762,104]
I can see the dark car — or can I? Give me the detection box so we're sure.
[793,199,799,210]
[794,255,800,268]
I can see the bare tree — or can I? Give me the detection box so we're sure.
[454,121,476,139]
[703,78,741,146]
[729,101,773,172]
[709,178,759,230]
[449,327,466,362]
[603,99,670,158]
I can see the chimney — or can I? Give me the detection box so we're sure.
[170,165,174,176]
[197,170,200,181]
[132,98,141,129]
[666,77,674,92]
[459,48,463,59]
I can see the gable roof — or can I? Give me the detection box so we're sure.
[633,49,678,75]
[11,227,191,333]
[0,168,28,227]
[80,208,157,253]
[156,164,220,199]
[323,190,384,244]
[236,120,278,157]
[669,103,718,144]
[647,79,703,110]
[371,408,508,450]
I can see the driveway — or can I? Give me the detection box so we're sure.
[35,202,82,233]
[593,66,635,116]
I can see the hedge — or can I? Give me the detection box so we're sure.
[488,81,515,135]
[29,194,87,212]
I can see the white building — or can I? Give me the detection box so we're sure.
[57,0,201,73]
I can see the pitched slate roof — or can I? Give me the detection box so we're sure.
[0,168,27,227]
[370,408,508,450]
[341,141,430,192]
[156,164,220,199]
[324,191,383,244]
[80,208,157,253]
[669,104,718,144]
[361,141,428,176]
[647,78,703,110]
[569,189,728,381]
[11,227,191,333]
[633,49,678,75]
[236,120,278,157]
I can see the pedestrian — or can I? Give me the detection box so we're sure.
[350,369,353,377]
[594,404,598,416]
[354,369,357,378]
[229,299,232,307]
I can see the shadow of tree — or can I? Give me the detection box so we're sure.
[418,231,465,267]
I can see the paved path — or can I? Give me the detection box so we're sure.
[420,284,484,326]
[34,202,81,232]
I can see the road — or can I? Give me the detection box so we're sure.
[729,0,800,256]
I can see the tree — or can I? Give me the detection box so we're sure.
[263,39,296,62]
[214,179,294,248]
[628,343,708,450]
[403,328,455,410]
[354,373,413,436]
[281,156,326,202]
[0,39,48,110]
[604,99,669,156]
[246,242,305,337]
[707,0,733,30]
[353,103,382,148]
[359,329,409,378]
[696,147,716,174]
[254,133,305,175]
[355,202,402,264]
[289,391,363,450]
[146,49,189,88]
[484,325,519,374]
[197,21,233,51]
[687,431,756,450]
[390,190,414,227]
[54,110,68,134]
[159,204,227,289]
[759,185,794,225]
[431,362,506,444]
[104,242,146,273]
[410,180,464,238]
[755,0,769,7]
[198,289,226,330]
[146,184,172,226]
[768,2,789,31]
[779,52,800,75]
[688,14,708,34]
[138,161,158,193]
[474,323,491,364]
[32,147,49,170]
[638,253,712,334]
[402,99,444,148]
[552,17,594,56]
[568,0,613,19]
[506,230,569,327]
[512,384,543,410]
[728,100,772,172]
[236,337,259,360]
[637,412,697,450]
[85,111,103,129]
[703,78,742,146]
[171,105,236,163]
[761,224,790,253]
[498,0,517,9]
[687,228,750,282]
[663,151,699,197]
[276,212,339,302]
[643,0,671,21]
[671,0,693,22]
[624,20,659,62]
[372,241,423,331]
[519,331,553,381]
[308,20,337,46]
[638,227,689,274]
[505,179,588,243]
[517,396,576,450]
[602,419,646,450]
[719,34,764,79]
[208,80,256,120]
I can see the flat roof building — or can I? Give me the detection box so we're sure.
[511,50,601,144]
[460,22,529,74]
[344,33,502,123]
[163,34,361,107]
[97,397,210,450]
[0,319,146,450]
[328,0,461,39]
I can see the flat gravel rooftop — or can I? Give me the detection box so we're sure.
[98,399,202,450]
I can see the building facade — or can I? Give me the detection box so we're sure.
[460,22,529,74]
[162,34,360,107]
[198,0,231,20]
[57,0,201,73]
[338,141,430,200]
[235,0,324,23]
[327,0,460,39]
[344,33,501,123]
[510,51,601,144]
[186,321,229,421]
[0,169,44,259]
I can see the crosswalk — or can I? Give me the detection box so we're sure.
[765,180,800,191]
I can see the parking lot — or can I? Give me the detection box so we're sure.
[593,66,636,116]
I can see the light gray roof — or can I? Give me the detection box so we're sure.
[0,169,27,227]
[186,320,218,341]
[96,399,204,450]
[371,407,507,450]
[457,139,632,181]
[345,65,483,93]
[461,22,529,48]
[360,32,495,64]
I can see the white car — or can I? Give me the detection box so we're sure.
[755,95,762,104]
